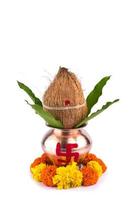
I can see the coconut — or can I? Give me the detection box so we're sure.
[43,67,88,128]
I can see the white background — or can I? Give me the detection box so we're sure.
[0,0,134,199]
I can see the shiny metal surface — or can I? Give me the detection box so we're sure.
[41,127,92,165]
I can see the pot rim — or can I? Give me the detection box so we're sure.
[46,123,87,130]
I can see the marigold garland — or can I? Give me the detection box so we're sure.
[87,161,103,177]
[53,162,83,189]
[82,153,97,164]
[30,153,107,189]
[41,165,57,187]
[81,166,99,186]
[41,153,52,164]
[95,158,107,173]
[31,163,46,182]
[30,157,42,168]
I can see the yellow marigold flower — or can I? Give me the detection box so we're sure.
[53,162,83,189]
[87,161,102,177]
[31,163,46,182]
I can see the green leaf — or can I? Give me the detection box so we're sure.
[76,99,119,128]
[26,101,63,128]
[86,76,111,115]
[17,81,42,106]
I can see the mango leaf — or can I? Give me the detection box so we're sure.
[86,76,111,115]
[76,99,119,128]
[17,81,42,107]
[26,101,63,128]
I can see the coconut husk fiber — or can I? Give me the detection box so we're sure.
[43,67,88,128]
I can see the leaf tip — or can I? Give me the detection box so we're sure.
[17,80,23,88]
[17,80,20,85]
[107,75,111,80]
[114,99,120,103]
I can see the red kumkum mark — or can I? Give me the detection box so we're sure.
[64,99,70,106]
[56,142,79,164]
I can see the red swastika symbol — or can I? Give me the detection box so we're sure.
[56,142,79,164]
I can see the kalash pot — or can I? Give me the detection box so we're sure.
[41,126,92,166]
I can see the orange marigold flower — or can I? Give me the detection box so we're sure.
[30,157,42,168]
[82,153,97,165]
[41,153,53,164]
[81,166,99,186]
[41,153,50,163]
[41,153,47,163]
[41,165,57,187]
[95,158,107,173]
